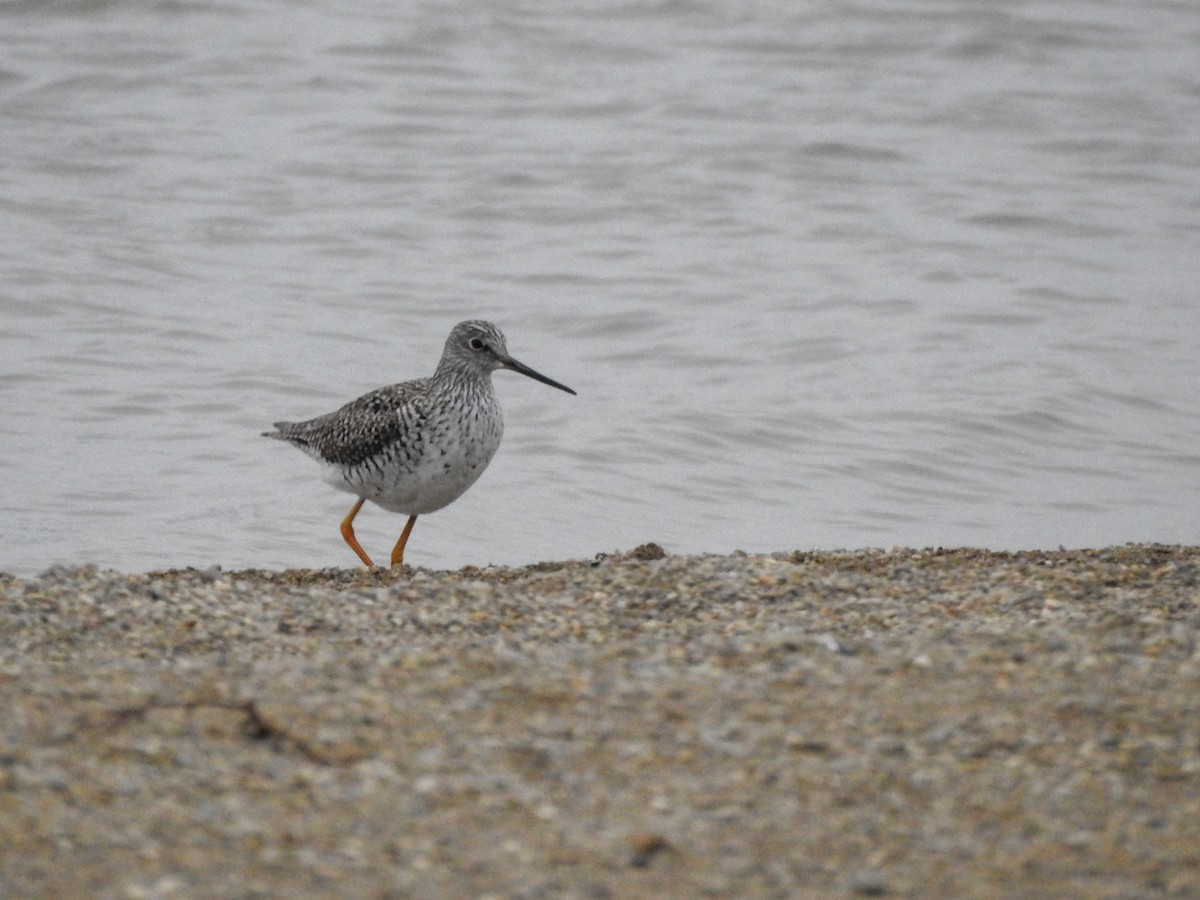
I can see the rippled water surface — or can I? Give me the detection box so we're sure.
[2,0,1198,574]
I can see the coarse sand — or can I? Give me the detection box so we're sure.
[2,544,1198,898]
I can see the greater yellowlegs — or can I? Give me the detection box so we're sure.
[263,320,575,569]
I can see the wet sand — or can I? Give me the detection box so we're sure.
[2,544,1198,898]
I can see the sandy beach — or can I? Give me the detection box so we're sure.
[2,544,1198,898]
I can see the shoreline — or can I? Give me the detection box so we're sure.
[3,544,1199,897]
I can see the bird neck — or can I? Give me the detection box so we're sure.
[433,361,495,398]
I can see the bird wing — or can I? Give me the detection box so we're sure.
[265,380,430,468]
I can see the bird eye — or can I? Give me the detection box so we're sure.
[468,337,485,351]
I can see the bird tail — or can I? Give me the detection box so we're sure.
[262,421,296,441]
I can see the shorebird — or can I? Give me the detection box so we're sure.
[263,320,575,569]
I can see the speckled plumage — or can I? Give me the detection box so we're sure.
[264,321,575,568]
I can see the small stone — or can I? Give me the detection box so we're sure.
[630,543,667,561]
[628,833,670,868]
[813,633,841,653]
[849,870,891,896]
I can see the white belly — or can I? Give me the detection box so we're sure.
[323,404,504,516]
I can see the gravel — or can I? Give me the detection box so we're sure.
[2,544,1199,898]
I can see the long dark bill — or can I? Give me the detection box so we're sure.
[503,356,577,395]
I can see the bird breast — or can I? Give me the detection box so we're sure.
[329,392,505,515]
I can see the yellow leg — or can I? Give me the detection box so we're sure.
[339,498,374,568]
[390,515,418,569]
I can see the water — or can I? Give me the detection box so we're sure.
[2,0,1198,575]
